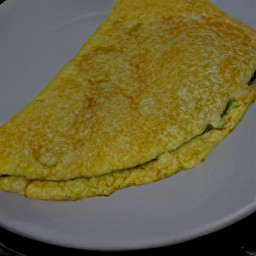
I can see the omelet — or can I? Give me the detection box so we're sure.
[0,0,256,200]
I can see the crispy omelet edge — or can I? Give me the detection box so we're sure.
[0,93,255,200]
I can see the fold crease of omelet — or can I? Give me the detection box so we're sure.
[0,0,256,200]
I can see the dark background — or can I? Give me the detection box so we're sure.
[0,0,255,255]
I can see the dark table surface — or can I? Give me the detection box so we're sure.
[0,0,255,255]
[0,211,256,256]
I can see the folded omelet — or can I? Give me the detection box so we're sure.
[0,0,256,200]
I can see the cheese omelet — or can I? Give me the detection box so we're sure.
[0,0,256,200]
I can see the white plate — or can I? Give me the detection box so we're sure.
[0,0,255,251]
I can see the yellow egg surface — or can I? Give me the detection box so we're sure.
[0,0,256,200]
